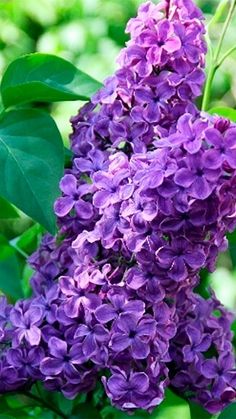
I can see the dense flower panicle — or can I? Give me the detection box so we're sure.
[1,0,236,415]
[70,114,236,290]
[70,0,206,156]
[170,291,236,414]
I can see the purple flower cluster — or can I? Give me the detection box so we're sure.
[170,290,236,414]
[1,0,236,415]
[70,0,206,155]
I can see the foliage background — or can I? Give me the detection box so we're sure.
[0,0,236,418]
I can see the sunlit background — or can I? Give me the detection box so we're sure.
[0,0,236,311]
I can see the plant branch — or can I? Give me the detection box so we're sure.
[202,0,236,111]
[214,0,236,62]
[216,44,236,68]
[22,391,67,419]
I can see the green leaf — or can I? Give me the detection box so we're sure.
[72,403,102,419]
[64,146,73,168]
[1,53,102,109]
[0,109,64,234]
[227,230,236,268]
[218,403,236,419]
[0,234,23,299]
[22,264,34,298]
[151,390,191,419]
[208,106,236,122]
[14,224,43,254]
[208,0,228,28]
[0,96,4,114]
[189,401,215,419]
[0,196,19,219]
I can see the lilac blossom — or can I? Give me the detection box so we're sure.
[10,304,43,347]
[0,359,20,392]
[204,126,236,169]
[54,174,93,219]
[40,337,85,376]
[110,313,156,359]
[59,276,101,318]
[103,370,150,410]
[174,152,221,200]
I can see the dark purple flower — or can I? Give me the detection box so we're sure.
[94,76,118,104]
[201,352,236,386]
[183,325,211,362]
[31,284,59,324]
[156,237,206,281]
[135,82,174,123]
[7,347,44,379]
[174,22,203,63]
[165,113,207,153]
[74,323,109,358]
[40,337,85,376]
[0,359,19,392]
[104,370,149,409]
[136,149,177,189]
[110,313,156,359]
[121,45,153,78]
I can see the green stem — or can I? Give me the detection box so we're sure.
[22,391,67,419]
[201,0,236,111]
[215,0,236,61]
[216,44,236,68]
[201,65,217,112]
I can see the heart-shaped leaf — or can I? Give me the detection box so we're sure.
[0,109,64,233]
[1,53,102,108]
[0,196,19,218]
[218,403,236,419]
[189,401,216,419]
[0,234,23,300]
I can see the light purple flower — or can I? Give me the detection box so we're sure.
[139,19,181,65]
[95,291,145,323]
[204,127,236,169]
[54,174,93,219]
[93,170,133,209]
[59,276,101,318]
[174,152,220,199]
[74,149,108,174]
[10,305,43,347]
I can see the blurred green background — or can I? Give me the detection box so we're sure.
[0,0,236,307]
